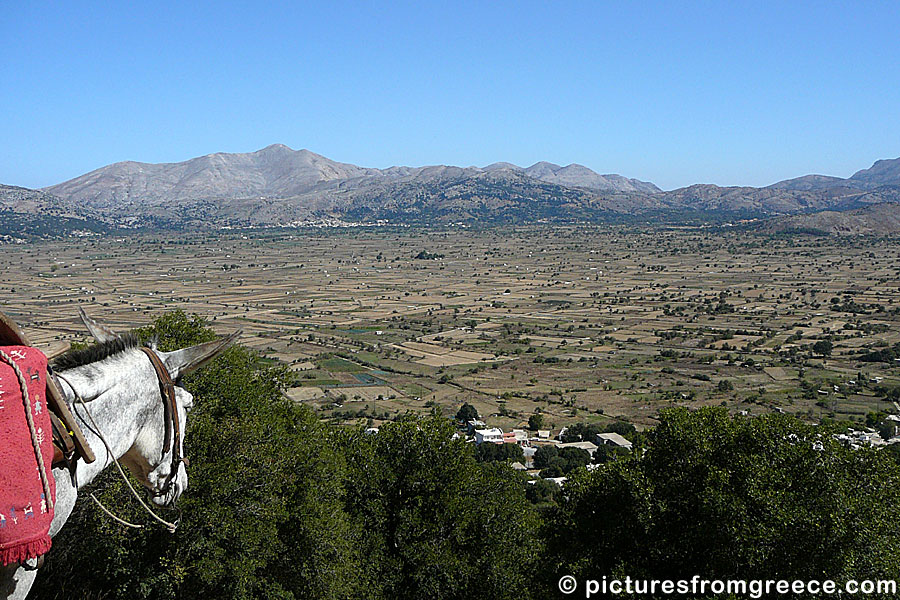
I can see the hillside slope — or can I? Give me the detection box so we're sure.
[22,148,900,227]
[758,202,900,235]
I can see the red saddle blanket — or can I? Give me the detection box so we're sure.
[0,346,56,566]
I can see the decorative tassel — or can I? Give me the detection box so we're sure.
[0,535,52,566]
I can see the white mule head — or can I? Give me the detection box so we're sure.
[79,308,239,506]
[124,385,194,507]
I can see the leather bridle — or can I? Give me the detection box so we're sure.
[53,346,186,531]
[139,347,189,498]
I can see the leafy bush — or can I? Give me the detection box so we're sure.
[33,312,540,600]
[540,407,900,596]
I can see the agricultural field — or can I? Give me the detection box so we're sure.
[3,226,900,431]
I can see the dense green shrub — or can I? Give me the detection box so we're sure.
[31,313,900,599]
[540,407,900,598]
[32,311,540,600]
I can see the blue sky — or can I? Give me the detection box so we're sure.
[2,1,899,191]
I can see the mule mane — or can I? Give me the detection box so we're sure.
[52,332,144,371]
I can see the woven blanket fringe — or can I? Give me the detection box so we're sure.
[0,535,52,566]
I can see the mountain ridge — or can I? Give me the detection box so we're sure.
[44,144,661,210]
[850,157,900,186]
[2,149,897,230]
[757,202,900,235]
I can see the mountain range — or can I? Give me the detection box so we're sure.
[758,202,900,235]
[3,145,900,231]
[43,144,661,208]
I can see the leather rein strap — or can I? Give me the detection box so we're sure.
[139,347,187,495]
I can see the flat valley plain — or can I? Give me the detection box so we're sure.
[3,226,900,431]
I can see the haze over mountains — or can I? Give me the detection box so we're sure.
[759,202,900,236]
[768,158,900,191]
[43,144,660,208]
[3,144,900,232]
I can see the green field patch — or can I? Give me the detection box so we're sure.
[317,357,366,372]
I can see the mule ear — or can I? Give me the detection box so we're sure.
[79,306,120,343]
[162,331,240,379]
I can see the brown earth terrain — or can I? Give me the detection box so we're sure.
[2,226,899,431]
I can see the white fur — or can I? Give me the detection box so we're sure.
[2,345,207,599]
